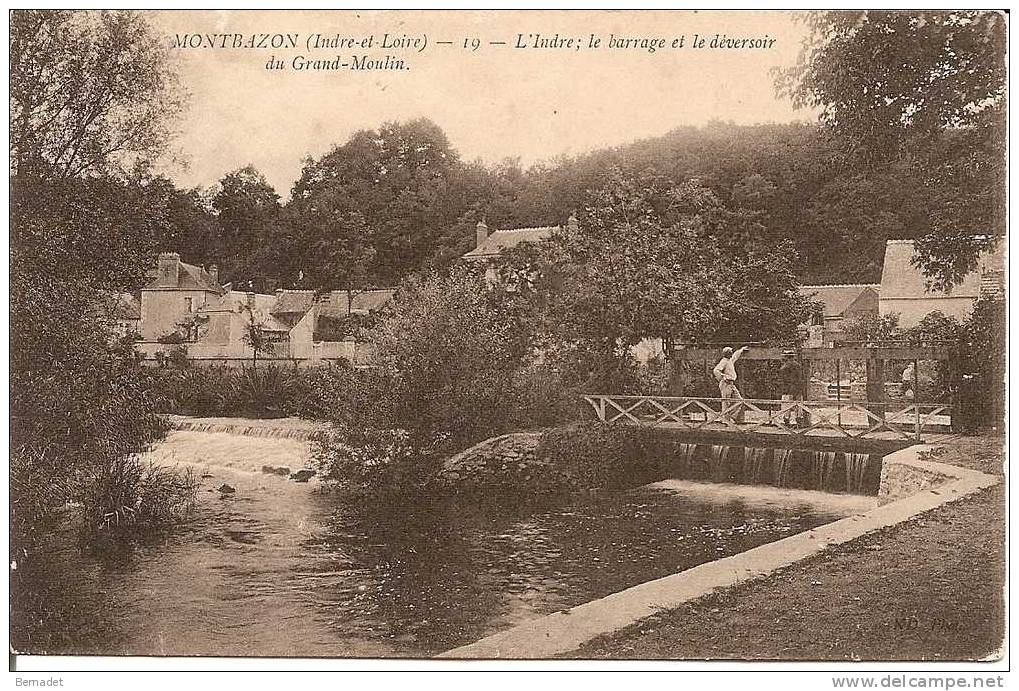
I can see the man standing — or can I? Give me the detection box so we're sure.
[778,350,802,426]
[713,345,749,421]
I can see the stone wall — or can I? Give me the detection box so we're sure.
[877,453,950,504]
[433,432,552,492]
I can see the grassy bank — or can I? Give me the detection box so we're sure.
[566,435,1005,661]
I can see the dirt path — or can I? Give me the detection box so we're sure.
[566,435,1005,661]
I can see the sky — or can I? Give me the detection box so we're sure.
[150,10,816,196]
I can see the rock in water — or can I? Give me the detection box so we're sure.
[217,484,236,495]
[290,469,316,483]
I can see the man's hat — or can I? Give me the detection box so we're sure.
[722,347,734,357]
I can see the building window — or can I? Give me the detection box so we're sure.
[185,297,193,312]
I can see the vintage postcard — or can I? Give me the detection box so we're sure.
[8,7,1007,681]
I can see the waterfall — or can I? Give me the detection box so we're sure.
[773,449,793,487]
[811,451,838,490]
[676,443,697,474]
[709,445,731,482]
[742,447,769,484]
[844,452,870,493]
[166,416,325,441]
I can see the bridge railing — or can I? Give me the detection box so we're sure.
[581,394,953,441]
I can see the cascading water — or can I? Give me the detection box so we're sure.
[677,443,697,474]
[742,447,770,484]
[811,451,838,491]
[709,445,731,482]
[773,448,793,487]
[844,452,871,494]
[667,443,879,495]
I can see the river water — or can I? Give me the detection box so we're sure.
[12,430,874,658]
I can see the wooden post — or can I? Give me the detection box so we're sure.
[836,358,842,426]
[866,355,886,422]
[913,357,921,439]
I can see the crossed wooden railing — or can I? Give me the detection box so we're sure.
[582,394,953,441]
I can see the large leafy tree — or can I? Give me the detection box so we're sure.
[777,10,1006,289]
[289,118,482,284]
[10,10,184,179]
[10,10,188,570]
[286,187,377,314]
[212,165,282,289]
[499,170,816,389]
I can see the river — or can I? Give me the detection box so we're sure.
[11,429,875,658]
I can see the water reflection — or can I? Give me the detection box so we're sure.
[13,479,852,657]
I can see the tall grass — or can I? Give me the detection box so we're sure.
[154,363,355,420]
[81,456,199,539]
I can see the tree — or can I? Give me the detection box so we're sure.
[10,10,192,571]
[175,313,210,343]
[241,305,272,367]
[138,171,222,268]
[777,10,1006,289]
[841,312,901,345]
[283,188,376,314]
[213,166,282,289]
[289,118,484,284]
[10,10,185,178]
[496,170,816,392]
[314,268,536,490]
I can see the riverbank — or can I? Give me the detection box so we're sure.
[566,435,1005,661]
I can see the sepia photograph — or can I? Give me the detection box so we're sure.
[7,6,1008,678]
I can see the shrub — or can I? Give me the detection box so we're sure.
[160,366,228,416]
[509,361,584,428]
[535,422,678,490]
[152,362,360,420]
[311,426,417,492]
[81,457,198,540]
[230,365,300,418]
[287,363,357,419]
[314,269,535,490]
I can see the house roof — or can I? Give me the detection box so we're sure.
[199,291,290,332]
[462,226,558,259]
[144,259,224,293]
[313,289,397,317]
[880,239,1005,300]
[799,284,881,319]
[271,290,316,315]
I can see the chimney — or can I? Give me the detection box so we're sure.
[209,263,219,284]
[567,212,579,233]
[476,219,489,248]
[157,252,180,287]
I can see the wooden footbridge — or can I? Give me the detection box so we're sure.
[587,340,959,444]
[582,394,953,443]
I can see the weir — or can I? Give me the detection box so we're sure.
[662,442,883,495]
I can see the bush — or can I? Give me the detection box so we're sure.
[311,427,417,492]
[152,361,358,419]
[287,364,356,419]
[81,457,198,540]
[314,269,535,490]
[11,174,199,561]
[230,365,300,418]
[535,422,679,491]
